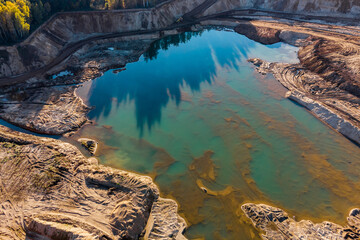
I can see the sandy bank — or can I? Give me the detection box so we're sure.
[0,125,186,239]
[242,203,360,239]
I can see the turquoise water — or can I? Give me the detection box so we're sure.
[76,30,360,239]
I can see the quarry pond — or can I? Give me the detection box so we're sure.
[75,29,360,239]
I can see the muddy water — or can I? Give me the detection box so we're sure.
[76,29,360,239]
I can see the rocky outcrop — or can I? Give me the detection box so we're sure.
[298,38,360,99]
[144,198,187,240]
[242,203,360,239]
[0,125,186,239]
[78,138,98,155]
[287,91,360,144]
[234,23,281,45]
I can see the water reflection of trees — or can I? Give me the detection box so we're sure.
[144,31,203,61]
[87,31,256,136]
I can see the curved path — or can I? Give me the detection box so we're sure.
[182,0,218,20]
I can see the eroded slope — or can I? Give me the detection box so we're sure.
[0,125,186,239]
[242,203,360,239]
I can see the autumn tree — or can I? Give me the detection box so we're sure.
[0,0,30,43]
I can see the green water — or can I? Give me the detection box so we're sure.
[76,29,360,239]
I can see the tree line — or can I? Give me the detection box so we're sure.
[0,0,161,44]
[0,0,30,44]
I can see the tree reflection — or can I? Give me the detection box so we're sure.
[87,30,256,136]
[143,31,203,61]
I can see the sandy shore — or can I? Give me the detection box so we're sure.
[0,125,186,239]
